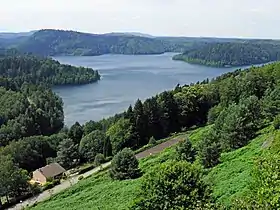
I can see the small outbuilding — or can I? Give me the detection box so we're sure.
[32,163,66,185]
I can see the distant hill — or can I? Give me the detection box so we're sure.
[13,29,171,56]
[0,31,36,39]
[105,32,154,38]
[1,29,280,59]
[173,42,280,67]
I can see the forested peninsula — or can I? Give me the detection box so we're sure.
[173,42,280,67]
[0,55,100,87]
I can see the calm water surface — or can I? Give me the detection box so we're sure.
[53,53,239,126]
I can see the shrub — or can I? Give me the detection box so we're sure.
[207,104,224,124]
[110,148,141,180]
[94,153,106,166]
[131,161,212,209]
[176,138,196,163]
[198,130,221,168]
[78,176,84,181]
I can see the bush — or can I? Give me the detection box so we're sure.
[131,161,212,209]
[30,183,42,195]
[42,182,54,191]
[42,179,60,191]
[94,153,106,166]
[78,176,84,181]
[110,148,141,180]
[207,104,224,124]
[198,130,221,168]
[176,138,196,163]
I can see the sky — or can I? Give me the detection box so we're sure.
[0,0,280,38]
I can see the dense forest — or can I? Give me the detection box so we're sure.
[0,55,100,87]
[173,42,280,67]
[13,29,174,56]
[1,47,280,208]
[2,29,280,63]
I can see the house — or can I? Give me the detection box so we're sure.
[32,163,66,185]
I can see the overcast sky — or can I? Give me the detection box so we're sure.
[0,0,279,38]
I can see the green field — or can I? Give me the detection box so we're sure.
[29,126,279,210]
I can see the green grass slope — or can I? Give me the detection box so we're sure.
[30,126,279,210]
[205,126,277,206]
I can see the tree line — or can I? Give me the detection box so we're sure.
[173,42,280,67]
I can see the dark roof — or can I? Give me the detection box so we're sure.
[38,163,66,178]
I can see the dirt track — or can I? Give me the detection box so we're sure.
[135,136,184,159]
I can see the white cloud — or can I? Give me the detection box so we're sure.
[0,0,279,38]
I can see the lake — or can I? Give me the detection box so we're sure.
[53,53,240,126]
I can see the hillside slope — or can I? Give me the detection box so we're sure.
[29,126,280,210]
[28,61,280,209]
[15,29,171,56]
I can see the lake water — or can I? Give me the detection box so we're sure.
[53,53,239,126]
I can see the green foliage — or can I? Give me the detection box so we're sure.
[0,55,100,86]
[94,153,105,166]
[217,96,262,151]
[175,138,196,163]
[110,148,141,180]
[273,115,280,130]
[198,130,221,168]
[173,42,280,67]
[0,155,30,200]
[103,136,113,158]
[3,47,280,208]
[0,85,64,146]
[83,120,102,136]
[263,85,280,120]
[106,118,135,154]
[16,29,171,56]
[57,138,79,169]
[0,136,56,172]
[204,128,271,206]
[68,122,83,144]
[131,161,211,210]
[29,173,141,210]
[207,104,223,124]
[79,130,107,162]
[248,153,280,209]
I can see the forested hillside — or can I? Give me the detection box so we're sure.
[1,51,280,209]
[0,53,102,207]
[25,60,280,210]
[14,29,173,56]
[173,42,280,67]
